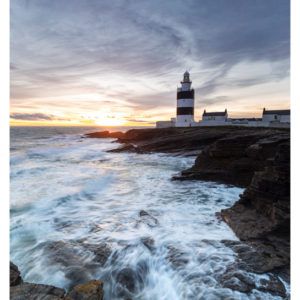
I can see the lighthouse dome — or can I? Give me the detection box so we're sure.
[184,71,189,76]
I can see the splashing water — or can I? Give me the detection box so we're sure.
[10,127,288,299]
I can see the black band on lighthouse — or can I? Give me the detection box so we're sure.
[177,90,194,100]
[177,107,194,115]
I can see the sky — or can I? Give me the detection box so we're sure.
[10,0,290,126]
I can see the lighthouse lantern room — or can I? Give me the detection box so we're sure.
[176,71,195,127]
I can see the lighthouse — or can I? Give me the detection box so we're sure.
[176,71,195,127]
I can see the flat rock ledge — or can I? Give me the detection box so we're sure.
[10,262,104,300]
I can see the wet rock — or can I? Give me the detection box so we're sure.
[167,245,189,268]
[43,240,111,268]
[221,142,290,274]
[41,240,111,288]
[116,268,136,293]
[141,237,155,251]
[139,210,158,227]
[258,275,286,297]
[177,131,289,187]
[217,262,287,297]
[220,273,254,293]
[107,144,138,153]
[221,239,289,274]
[65,280,104,300]
[10,261,23,286]
[115,262,148,294]
[81,243,112,266]
[42,241,86,267]
[10,282,65,300]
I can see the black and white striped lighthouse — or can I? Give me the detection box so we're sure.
[176,71,195,127]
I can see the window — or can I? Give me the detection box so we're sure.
[274,115,278,120]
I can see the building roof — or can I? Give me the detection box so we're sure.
[203,109,227,116]
[263,109,290,115]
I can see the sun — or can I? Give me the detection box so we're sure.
[94,113,126,126]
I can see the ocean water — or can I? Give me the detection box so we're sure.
[10,126,287,299]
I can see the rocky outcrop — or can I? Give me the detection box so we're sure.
[10,262,104,300]
[175,131,289,187]
[10,282,66,300]
[84,131,124,139]
[107,127,234,156]
[10,262,22,287]
[221,142,290,273]
[65,280,104,300]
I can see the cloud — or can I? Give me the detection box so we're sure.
[10,0,290,116]
[127,119,149,123]
[10,113,55,121]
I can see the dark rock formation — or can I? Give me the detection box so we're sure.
[84,131,124,139]
[140,237,155,251]
[176,131,289,187]
[107,127,231,156]
[42,240,112,268]
[221,142,290,274]
[10,282,66,300]
[10,262,22,286]
[139,210,159,227]
[108,144,139,153]
[10,262,104,300]
[166,245,189,268]
[65,280,104,300]
[115,261,149,294]
[116,268,136,293]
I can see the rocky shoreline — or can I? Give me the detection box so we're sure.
[85,127,290,276]
[10,127,290,298]
[10,262,104,300]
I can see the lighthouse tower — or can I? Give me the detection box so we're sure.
[176,71,195,127]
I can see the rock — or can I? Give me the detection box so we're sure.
[139,210,158,227]
[167,245,189,268]
[107,144,138,153]
[221,142,290,273]
[115,262,148,294]
[10,262,23,286]
[106,127,280,156]
[10,282,65,300]
[116,268,136,293]
[81,243,112,266]
[41,240,111,288]
[176,131,289,187]
[141,237,155,251]
[219,272,255,293]
[9,262,106,300]
[258,275,286,298]
[65,280,104,300]
[84,131,124,139]
[42,240,111,268]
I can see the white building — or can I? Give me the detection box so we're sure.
[200,109,228,125]
[262,108,290,124]
[155,72,290,128]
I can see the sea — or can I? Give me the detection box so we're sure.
[10,126,289,299]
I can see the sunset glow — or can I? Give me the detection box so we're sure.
[10,0,290,126]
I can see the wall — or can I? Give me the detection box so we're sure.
[262,114,290,123]
[156,121,175,128]
[202,115,227,121]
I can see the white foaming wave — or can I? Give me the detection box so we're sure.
[10,133,288,299]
